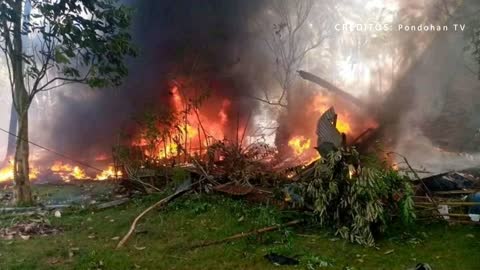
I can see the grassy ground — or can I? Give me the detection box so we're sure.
[1,192,479,270]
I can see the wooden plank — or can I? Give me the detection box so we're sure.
[434,190,480,195]
[416,201,480,206]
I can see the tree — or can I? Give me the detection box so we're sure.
[0,0,136,204]
[255,0,332,108]
[254,0,333,156]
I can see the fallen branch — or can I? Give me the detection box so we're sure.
[190,219,302,249]
[116,184,194,249]
[95,198,130,210]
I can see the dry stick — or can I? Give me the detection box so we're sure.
[197,126,202,156]
[175,135,218,185]
[116,182,199,249]
[240,112,252,147]
[191,157,219,185]
[190,219,302,249]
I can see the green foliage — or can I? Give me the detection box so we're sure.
[0,0,137,93]
[134,107,179,163]
[298,148,415,246]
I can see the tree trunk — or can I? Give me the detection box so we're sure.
[13,111,32,205]
[11,0,33,205]
[2,104,18,165]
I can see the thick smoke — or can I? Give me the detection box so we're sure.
[26,0,271,166]
[387,0,480,174]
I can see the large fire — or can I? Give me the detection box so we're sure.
[0,159,121,184]
[287,92,376,160]
[0,159,39,183]
[132,84,237,161]
[0,80,376,184]
[0,83,236,183]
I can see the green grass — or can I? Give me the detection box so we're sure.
[1,193,479,270]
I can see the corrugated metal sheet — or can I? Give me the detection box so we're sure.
[316,107,342,148]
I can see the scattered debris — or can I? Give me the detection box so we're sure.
[0,217,61,240]
[264,253,299,266]
[0,204,70,214]
[384,249,395,255]
[420,171,480,192]
[415,263,432,270]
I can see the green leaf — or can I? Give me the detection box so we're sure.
[54,47,70,64]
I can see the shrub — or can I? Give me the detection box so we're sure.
[297,148,415,246]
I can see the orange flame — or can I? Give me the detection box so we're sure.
[288,136,312,155]
[0,161,14,183]
[72,166,87,179]
[133,84,234,161]
[336,119,352,134]
[0,158,39,183]
[50,162,87,181]
[95,166,122,180]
